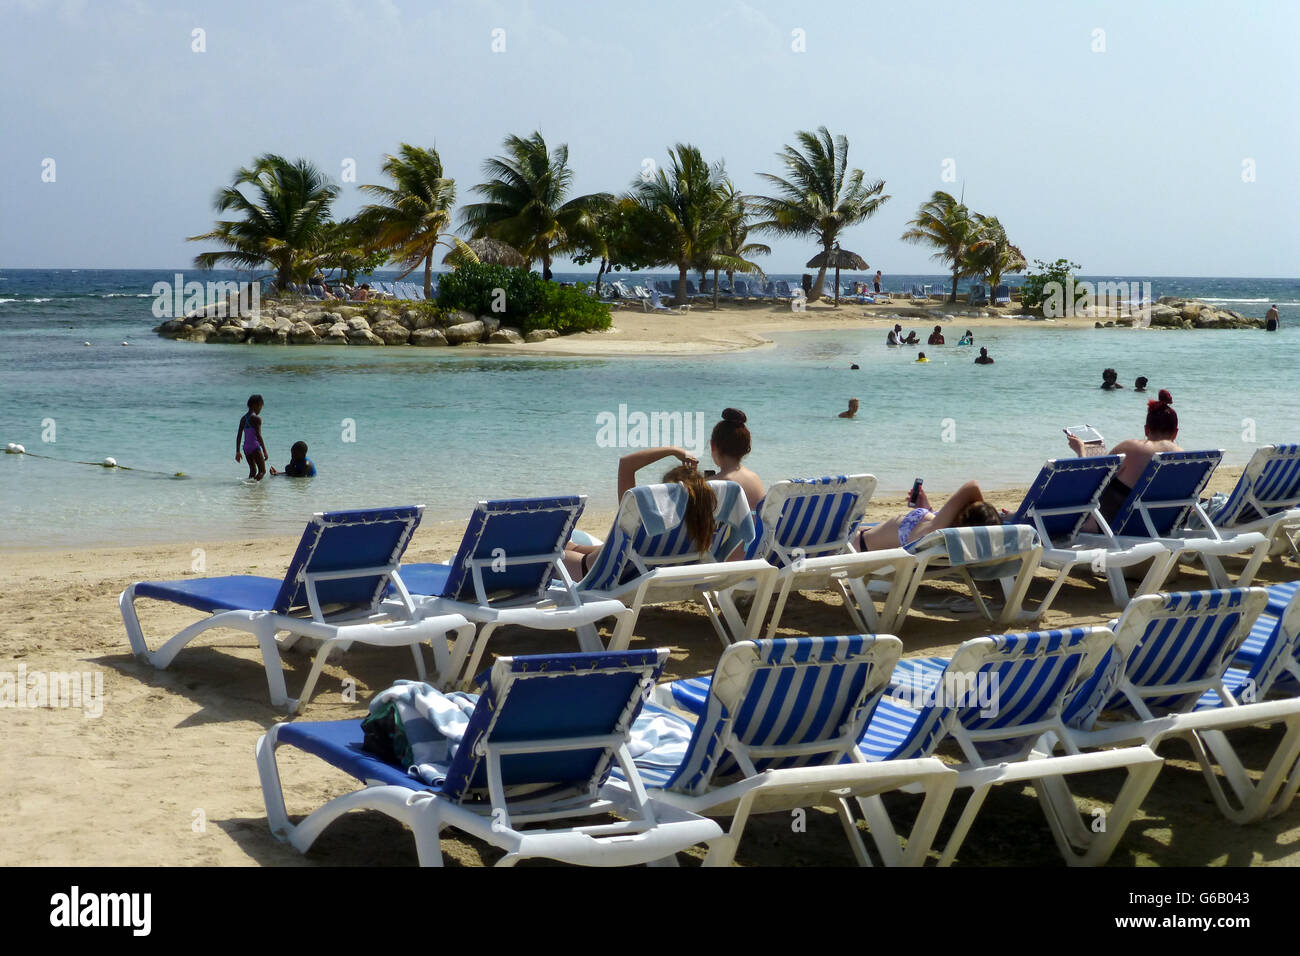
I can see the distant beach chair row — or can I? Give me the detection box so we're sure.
[119,444,1300,866]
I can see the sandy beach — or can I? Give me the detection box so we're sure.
[489,296,1105,357]
[5,469,1300,867]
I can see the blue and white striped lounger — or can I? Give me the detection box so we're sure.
[256,649,724,866]
[120,506,473,712]
[397,496,631,690]
[895,523,1044,626]
[1009,455,1166,614]
[1205,443,1300,562]
[859,627,1163,865]
[609,636,956,866]
[1051,588,1300,825]
[576,481,778,651]
[727,475,916,637]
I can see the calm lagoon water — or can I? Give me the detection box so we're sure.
[2,269,1297,548]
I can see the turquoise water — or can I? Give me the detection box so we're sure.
[2,269,1298,548]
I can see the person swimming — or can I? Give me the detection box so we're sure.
[886,324,902,346]
[1100,368,1124,390]
[901,330,919,344]
[957,329,974,346]
[974,347,994,365]
[1134,376,1148,392]
[839,398,860,419]
[916,351,928,363]
[271,440,316,477]
[927,325,945,345]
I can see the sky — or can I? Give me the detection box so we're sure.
[1,0,1296,277]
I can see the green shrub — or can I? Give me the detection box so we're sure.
[1021,258,1081,308]
[436,264,610,333]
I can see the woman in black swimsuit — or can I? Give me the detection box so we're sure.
[1070,389,1181,528]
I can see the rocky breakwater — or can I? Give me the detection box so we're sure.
[1093,297,1263,330]
[154,299,564,346]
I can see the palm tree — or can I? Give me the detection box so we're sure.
[354,144,459,300]
[711,185,770,309]
[628,144,731,306]
[461,131,611,281]
[963,215,1026,302]
[189,154,339,289]
[900,191,982,303]
[752,127,889,302]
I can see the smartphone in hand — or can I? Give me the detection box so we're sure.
[907,478,923,506]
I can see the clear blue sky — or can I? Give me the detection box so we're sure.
[1,0,1296,276]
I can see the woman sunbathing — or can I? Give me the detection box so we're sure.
[563,409,764,578]
[853,480,1001,551]
[1071,388,1181,526]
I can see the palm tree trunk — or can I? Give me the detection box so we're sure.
[810,264,828,302]
[543,255,553,282]
[596,258,607,295]
[713,267,720,310]
[676,265,688,308]
[834,265,841,307]
[951,268,959,304]
[423,252,433,301]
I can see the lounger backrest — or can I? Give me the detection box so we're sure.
[273,506,423,616]
[748,475,877,566]
[437,496,585,605]
[665,636,902,795]
[442,649,667,803]
[579,481,755,592]
[1229,592,1300,701]
[775,280,791,297]
[686,280,700,295]
[1210,444,1300,527]
[1110,450,1223,538]
[1011,456,1124,546]
[868,627,1113,763]
[1063,588,1269,729]
[905,524,1041,580]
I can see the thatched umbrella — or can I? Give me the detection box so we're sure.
[442,236,527,268]
[806,244,869,305]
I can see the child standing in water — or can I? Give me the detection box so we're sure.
[236,394,268,480]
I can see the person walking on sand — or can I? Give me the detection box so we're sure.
[839,398,860,419]
[236,394,269,480]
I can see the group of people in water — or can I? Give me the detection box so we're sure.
[883,324,991,366]
[234,395,317,481]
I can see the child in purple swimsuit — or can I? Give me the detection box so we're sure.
[236,394,268,480]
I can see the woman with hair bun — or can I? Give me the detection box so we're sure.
[561,408,763,578]
[704,408,764,510]
[1069,388,1181,525]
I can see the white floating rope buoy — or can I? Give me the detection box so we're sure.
[5,443,25,454]
[102,457,118,468]
[83,341,91,347]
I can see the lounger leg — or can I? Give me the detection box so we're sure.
[996,550,1043,625]
[575,622,605,654]
[1032,756,1163,866]
[456,622,499,691]
[119,586,148,657]
[1190,719,1300,823]
[934,787,995,867]
[607,590,649,652]
[256,726,293,839]
[835,797,876,866]
[255,619,291,709]
[853,794,903,866]
[761,578,795,640]
[291,635,341,714]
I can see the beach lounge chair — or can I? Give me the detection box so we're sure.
[257,648,725,866]
[993,284,1011,305]
[1008,455,1168,614]
[774,280,794,300]
[644,290,687,314]
[1203,443,1300,563]
[609,636,957,866]
[909,284,927,302]
[1052,588,1300,825]
[891,524,1044,627]
[575,481,778,652]
[397,496,633,690]
[1076,450,1270,601]
[858,626,1164,865]
[120,507,474,713]
[724,476,917,638]
[968,284,988,306]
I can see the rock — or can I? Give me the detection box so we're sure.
[303,310,326,324]
[1149,304,1180,326]
[372,321,410,345]
[371,308,397,325]
[273,316,293,333]
[524,328,560,343]
[288,322,319,344]
[411,311,438,330]
[478,315,502,334]
[321,327,348,345]
[272,330,289,345]
[445,320,486,345]
[410,328,448,347]
[346,316,370,332]
[454,309,477,326]
[489,326,524,344]
[156,319,186,337]
[347,326,383,345]
[213,324,247,343]
[247,324,276,343]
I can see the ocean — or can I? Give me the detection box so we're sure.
[2,268,1297,548]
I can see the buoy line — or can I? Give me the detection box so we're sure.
[5,443,187,478]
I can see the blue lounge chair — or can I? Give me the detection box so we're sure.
[575,481,778,651]
[969,284,988,306]
[397,496,632,690]
[772,280,793,300]
[727,475,916,638]
[1053,588,1300,825]
[1077,450,1269,600]
[909,284,927,302]
[993,284,1011,305]
[120,507,474,712]
[1205,443,1300,563]
[611,636,957,866]
[858,626,1163,865]
[257,649,724,865]
[1008,456,1166,614]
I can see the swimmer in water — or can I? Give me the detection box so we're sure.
[839,398,860,419]
[916,351,929,363]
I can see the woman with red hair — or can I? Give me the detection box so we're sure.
[1069,388,1181,525]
